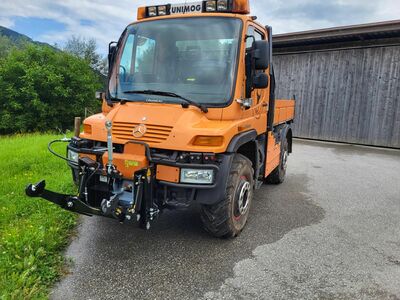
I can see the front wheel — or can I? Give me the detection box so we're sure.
[200,154,254,238]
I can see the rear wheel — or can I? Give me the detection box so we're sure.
[200,154,254,238]
[266,136,289,184]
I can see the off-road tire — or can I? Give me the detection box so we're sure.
[266,136,288,184]
[200,154,254,238]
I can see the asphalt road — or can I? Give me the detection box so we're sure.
[51,140,400,300]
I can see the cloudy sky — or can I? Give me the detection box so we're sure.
[1,0,399,54]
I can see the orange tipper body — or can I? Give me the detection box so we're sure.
[26,0,295,238]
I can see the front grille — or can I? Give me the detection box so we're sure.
[112,122,173,144]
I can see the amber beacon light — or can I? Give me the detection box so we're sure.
[137,0,250,20]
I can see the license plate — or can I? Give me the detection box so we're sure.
[170,2,203,15]
[99,175,108,183]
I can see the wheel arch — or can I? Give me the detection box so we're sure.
[236,141,257,169]
[226,130,258,175]
[226,130,265,182]
[226,130,257,153]
[273,124,292,153]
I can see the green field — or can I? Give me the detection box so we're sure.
[0,134,77,299]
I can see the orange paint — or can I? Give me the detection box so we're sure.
[265,132,281,177]
[156,165,180,183]
[102,143,149,179]
[274,100,296,125]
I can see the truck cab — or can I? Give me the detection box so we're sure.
[26,0,295,238]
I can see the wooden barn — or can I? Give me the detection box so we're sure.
[273,20,400,148]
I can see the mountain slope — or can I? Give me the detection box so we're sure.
[0,25,54,48]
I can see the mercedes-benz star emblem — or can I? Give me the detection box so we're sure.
[132,124,147,138]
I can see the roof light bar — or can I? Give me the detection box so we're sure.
[137,0,250,20]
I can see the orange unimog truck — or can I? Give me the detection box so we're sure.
[26,0,295,238]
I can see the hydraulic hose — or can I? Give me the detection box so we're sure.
[80,162,100,204]
[47,139,79,167]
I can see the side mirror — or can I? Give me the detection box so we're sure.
[253,73,269,89]
[95,91,106,100]
[254,40,270,70]
[108,42,118,73]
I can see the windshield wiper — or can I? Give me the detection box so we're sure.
[122,90,208,113]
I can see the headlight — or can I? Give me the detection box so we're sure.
[181,169,214,184]
[68,149,79,163]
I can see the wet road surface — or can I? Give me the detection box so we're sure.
[51,140,400,299]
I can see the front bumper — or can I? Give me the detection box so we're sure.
[67,139,233,205]
[26,138,234,225]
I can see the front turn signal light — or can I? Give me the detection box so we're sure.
[83,124,92,135]
[193,136,224,147]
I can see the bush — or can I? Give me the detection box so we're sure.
[0,45,103,134]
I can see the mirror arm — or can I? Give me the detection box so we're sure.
[245,34,255,44]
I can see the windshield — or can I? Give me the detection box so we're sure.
[109,17,242,105]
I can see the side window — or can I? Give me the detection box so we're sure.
[254,30,264,42]
[246,25,264,48]
[120,34,135,77]
[246,26,255,48]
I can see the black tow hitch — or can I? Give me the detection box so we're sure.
[25,166,160,230]
[27,134,160,229]
[25,180,103,217]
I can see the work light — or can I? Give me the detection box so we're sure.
[158,5,167,15]
[67,149,79,163]
[181,169,214,184]
[206,0,217,11]
[217,0,228,11]
[148,6,157,17]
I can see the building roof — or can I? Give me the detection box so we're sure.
[273,20,400,53]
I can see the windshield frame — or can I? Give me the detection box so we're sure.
[109,16,244,108]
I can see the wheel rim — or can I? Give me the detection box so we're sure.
[282,149,288,171]
[234,176,251,220]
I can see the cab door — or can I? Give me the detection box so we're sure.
[242,24,270,133]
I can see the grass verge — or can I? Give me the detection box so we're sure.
[0,134,77,299]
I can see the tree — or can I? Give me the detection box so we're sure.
[0,36,16,59]
[64,36,107,75]
[0,45,103,134]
